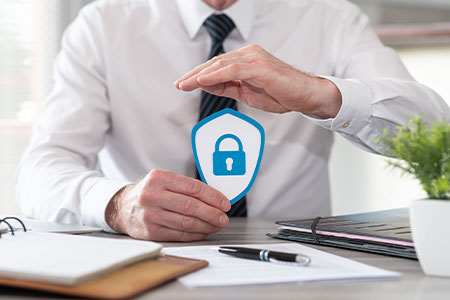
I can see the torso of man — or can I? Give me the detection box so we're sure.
[96,0,339,218]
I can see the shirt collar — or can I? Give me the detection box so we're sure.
[175,0,261,40]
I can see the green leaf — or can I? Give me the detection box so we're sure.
[376,116,450,200]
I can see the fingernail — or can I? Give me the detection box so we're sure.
[222,200,230,211]
[219,215,228,226]
[179,81,190,90]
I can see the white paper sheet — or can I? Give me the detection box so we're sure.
[163,243,399,287]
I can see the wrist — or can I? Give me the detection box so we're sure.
[105,184,130,233]
[303,77,342,119]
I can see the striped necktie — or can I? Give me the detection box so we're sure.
[198,14,247,217]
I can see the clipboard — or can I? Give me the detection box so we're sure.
[267,208,417,259]
[0,255,208,299]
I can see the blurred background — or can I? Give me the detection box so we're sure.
[0,0,449,215]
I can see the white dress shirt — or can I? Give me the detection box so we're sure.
[16,0,449,231]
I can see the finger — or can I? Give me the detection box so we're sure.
[197,63,258,87]
[178,59,250,92]
[201,82,289,114]
[175,44,267,89]
[174,59,219,89]
[155,190,229,228]
[152,170,230,211]
[149,208,224,234]
[174,51,245,89]
[200,81,242,100]
[143,225,208,242]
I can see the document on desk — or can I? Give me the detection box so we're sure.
[163,243,399,287]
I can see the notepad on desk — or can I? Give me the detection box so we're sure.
[0,231,162,285]
[0,230,208,299]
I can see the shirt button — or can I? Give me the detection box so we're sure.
[342,121,350,129]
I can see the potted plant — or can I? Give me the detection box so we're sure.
[378,116,450,276]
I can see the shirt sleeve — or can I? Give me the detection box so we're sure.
[303,2,450,154]
[15,5,129,232]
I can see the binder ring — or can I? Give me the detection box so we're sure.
[0,217,27,237]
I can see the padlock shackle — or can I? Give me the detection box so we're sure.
[215,133,243,152]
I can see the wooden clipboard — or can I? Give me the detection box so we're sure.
[0,255,207,299]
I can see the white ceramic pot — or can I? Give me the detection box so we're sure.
[410,199,450,277]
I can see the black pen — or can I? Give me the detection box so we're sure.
[216,246,311,266]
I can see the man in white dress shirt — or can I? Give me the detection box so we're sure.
[16,0,449,241]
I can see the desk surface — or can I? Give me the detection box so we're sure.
[1,218,449,300]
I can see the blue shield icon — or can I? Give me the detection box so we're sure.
[192,109,265,205]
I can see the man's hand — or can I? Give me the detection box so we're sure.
[105,169,230,241]
[175,44,342,119]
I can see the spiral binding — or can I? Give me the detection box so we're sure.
[0,217,27,237]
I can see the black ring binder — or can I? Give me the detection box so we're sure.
[310,216,321,244]
[0,217,27,237]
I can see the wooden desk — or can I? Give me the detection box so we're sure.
[1,218,449,300]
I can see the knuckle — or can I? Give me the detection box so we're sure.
[210,56,220,64]
[137,191,148,206]
[213,60,225,68]
[183,198,199,215]
[248,44,261,52]
[147,169,161,183]
[180,216,195,231]
[148,168,161,177]
[179,231,190,242]
[229,63,239,72]
[186,180,203,196]
[138,189,159,206]
[148,169,170,183]
[183,198,192,214]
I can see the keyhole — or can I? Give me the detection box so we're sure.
[226,158,234,171]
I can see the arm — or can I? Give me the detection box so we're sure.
[16,6,229,241]
[312,4,450,153]
[16,7,121,229]
[175,5,450,154]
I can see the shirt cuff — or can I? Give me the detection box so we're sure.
[80,178,130,233]
[302,76,372,135]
